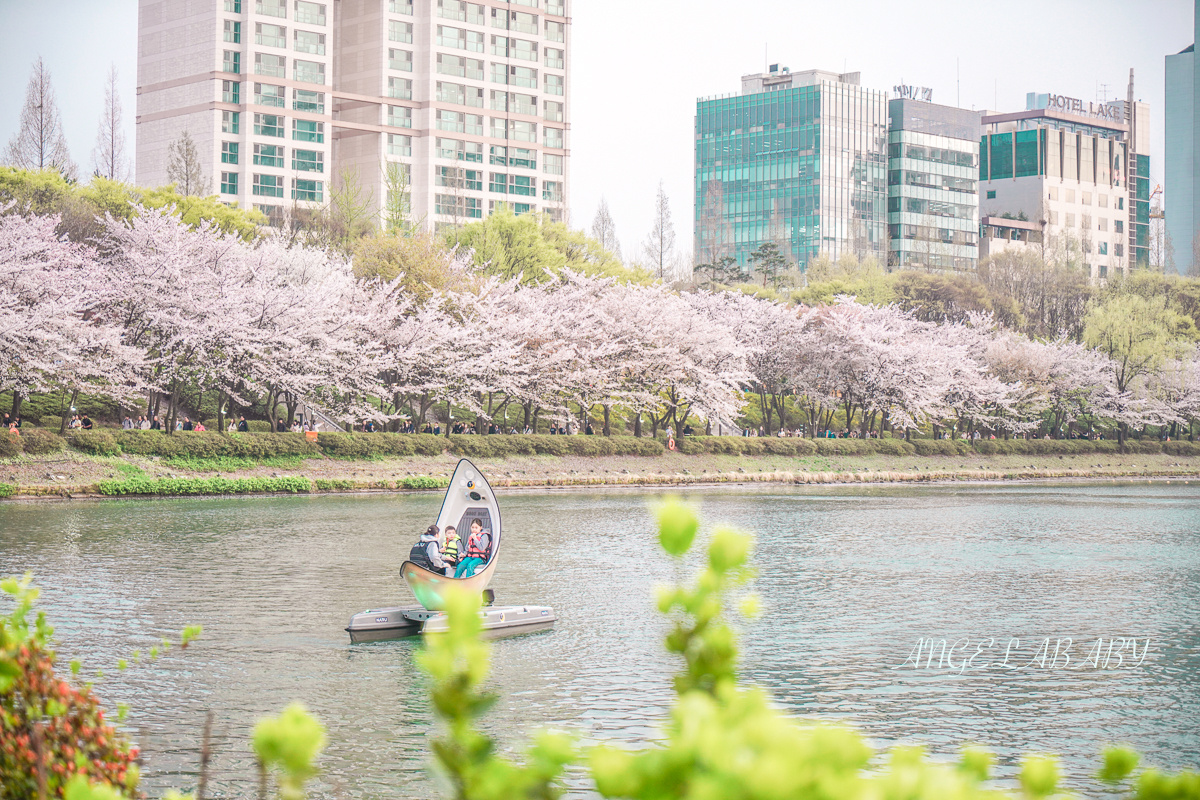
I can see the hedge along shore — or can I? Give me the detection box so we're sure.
[1,431,1199,499]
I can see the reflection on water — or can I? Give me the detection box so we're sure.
[1,483,1198,797]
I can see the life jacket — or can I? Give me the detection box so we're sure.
[466,532,491,560]
[443,535,460,564]
[409,538,436,571]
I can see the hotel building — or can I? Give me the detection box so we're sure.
[978,77,1150,279]
[694,66,888,271]
[136,0,570,228]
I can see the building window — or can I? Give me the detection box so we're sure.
[388,20,412,43]
[225,0,242,11]
[1115,220,1124,233]
[1114,243,1124,257]
[512,39,537,61]
[1063,213,1075,228]
[222,50,241,74]
[489,172,507,193]
[985,190,995,200]
[294,1,325,25]
[388,105,413,128]
[543,153,563,175]
[220,172,239,196]
[294,59,324,84]
[253,83,284,107]
[436,137,482,162]
[544,47,564,69]
[437,109,464,133]
[437,0,484,24]
[510,147,535,169]
[221,141,239,164]
[437,82,483,107]
[543,100,563,122]
[542,180,562,202]
[1100,264,1108,279]
[294,30,325,55]
[437,25,484,52]
[1098,218,1108,232]
[253,113,284,137]
[256,23,286,48]
[379,78,408,101]
[387,134,412,157]
[292,149,323,172]
[293,119,323,142]
[437,166,482,191]
[490,145,507,165]
[222,80,240,104]
[545,0,564,13]
[1065,189,1075,203]
[293,89,323,112]
[222,111,240,133]
[511,120,536,142]
[255,53,286,77]
[256,0,286,16]
[1098,242,1108,255]
[1081,214,1091,230]
[435,194,483,218]
[509,175,535,196]
[545,20,564,41]
[1117,197,1124,210]
[224,20,241,43]
[292,178,323,202]
[544,74,564,95]
[389,0,413,13]
[490,35,509,57]
[543,127,563,148]
[389,48,413,72]
[1098,194,1109,208]
[252,173,284,197]
[436,54,482,80]
[253,143,284,167]
[1048,186,1058,200]
[1082,191,1092,206]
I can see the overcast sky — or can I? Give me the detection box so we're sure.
[0,0,1192,261]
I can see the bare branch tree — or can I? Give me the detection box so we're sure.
[91,64,128,181]
[5,56,77,179]
[641,180,676,280]
[165,130,210,196]
[591,197,621,259]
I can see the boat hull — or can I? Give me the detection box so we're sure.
[346,604,555,642]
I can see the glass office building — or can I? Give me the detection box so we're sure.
[887,99,980,272]
[1166,42,1195,275]
[694,67,887,271]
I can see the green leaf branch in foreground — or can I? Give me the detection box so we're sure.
[418,586,575,800]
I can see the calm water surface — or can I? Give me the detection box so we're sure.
[1,482,1198,797]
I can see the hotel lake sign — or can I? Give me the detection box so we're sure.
[1046,93,1124,121]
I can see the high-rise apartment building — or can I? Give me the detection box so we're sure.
[694,66,888,271]
[886,98,980,272]
[137,0,570,228]
[1166,36,1196,275]
[978,76,1150,279]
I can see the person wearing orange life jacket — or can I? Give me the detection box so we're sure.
[453,518,491,578]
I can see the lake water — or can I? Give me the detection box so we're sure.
[1,482,1198,797]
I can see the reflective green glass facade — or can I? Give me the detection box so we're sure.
[694,78,887,270]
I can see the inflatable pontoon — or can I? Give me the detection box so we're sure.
[346,458,555,642]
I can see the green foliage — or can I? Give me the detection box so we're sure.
[252,704,327,800]
[66,431,121,456]
[352,232,475,303]
[111,431,319,459]
[0,483,15,498]
[313,479,354,490]
[1084,295,1186,393]
[316,432,446,459]
[1,574,141,798]
[21,428,67,455]
[1100,747,1142,784]
[161,455,304,472]
[95,476,311,496]
[0,432,20,458]
[0,167,265,242]
[911,439,973,456]
[417,586,575,800]
[400,475,448,490]
[448,206,649,286]
[654,498,699,556]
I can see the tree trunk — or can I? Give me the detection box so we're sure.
[167,384,180,434]
[602,404,611,436]
[217,390,227,434]
[10,392,22,419]
[445,400,452,438]
[633,412,642,438]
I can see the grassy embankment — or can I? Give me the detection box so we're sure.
[1,431,1198,498]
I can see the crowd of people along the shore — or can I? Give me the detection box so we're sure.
[409,519,492,578]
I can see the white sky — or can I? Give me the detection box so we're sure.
[0,0,1192,261]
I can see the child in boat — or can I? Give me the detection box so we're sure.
[410,525,448,573]
[441,525,461,576]
[453,519,491,578]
